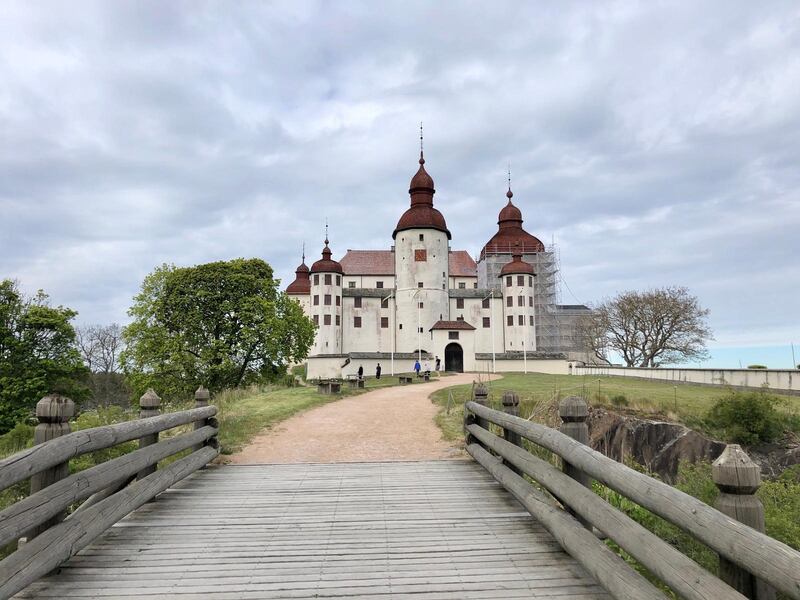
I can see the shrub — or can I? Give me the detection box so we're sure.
[747,364,767,369]
[0,422,34,458]
[704,390,793,445]
[610,394,629,407]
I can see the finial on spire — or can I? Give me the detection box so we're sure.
[302,242,305,264]
[506,163,513,199]
[324,220,329,246]
[419,122,424,164]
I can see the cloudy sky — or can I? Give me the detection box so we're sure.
[2,1,799,367]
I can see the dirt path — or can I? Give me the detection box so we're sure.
[228,373,496,464]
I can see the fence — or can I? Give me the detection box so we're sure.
[464,394,800,600]
[0,386,219,599]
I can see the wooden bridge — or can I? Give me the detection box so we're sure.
[1,388,800,599]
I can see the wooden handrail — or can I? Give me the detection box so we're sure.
[0,425,218,547]
[0,405,217,492]
[466,422,745,600]
[466,400,800,600]
[0,445,218,598]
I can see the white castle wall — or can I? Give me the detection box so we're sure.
[501,274,536,352]
[310,271,342,355]
[341,295,394,354]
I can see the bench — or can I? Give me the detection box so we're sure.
[347,378,366,389]
[399,376,413,385]
[317,380,342,394]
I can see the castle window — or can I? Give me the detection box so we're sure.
[381,297,389,309]
[336,275,341,286]
[314,274,319,285]
[381,317,389,328]
[507,315,513,326]
[418,302,424,308]
[335,315,340,326]
[324,314,331,325]
[418,327,424,333]
[517,275,524,287]
[518,296,524,307]
[335,296,340,307]
[456,298,464,309]
[529,315,534,326]
[448,331,459,340]
[483,317,490,328]
[354,297,362,308]
[506,276,512,287]
[354,316,362,328]
[415,249,427,262]
[518,315,524,326]
[418,282,423,288]
[324,294,331,306]
[313,295,319,306]
[529,276,533,287]
[399,324,403,330]
[419,234,424,241]
[348,281,355,288]
[506,296,513,307]
[313,315,319,325]
[458,282,466,289]
[482,297,490,309]
[529,296,533,307]
[324,274,332,285]
[376,281,384,288]
[474,282,478,288]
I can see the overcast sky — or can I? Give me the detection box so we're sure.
[2,1,799,367]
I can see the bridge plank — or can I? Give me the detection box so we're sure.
[16,461,610,599]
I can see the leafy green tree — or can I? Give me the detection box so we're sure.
[122,259,315,400]
[0,280,88,433]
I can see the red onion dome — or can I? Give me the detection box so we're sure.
[500,251,535,276]
[481,187,544,257]
[393,152,451,239]
[286,259,311,294]
[310,239,343,274]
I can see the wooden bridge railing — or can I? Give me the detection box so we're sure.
[0,386,219,598]
[465,395,800,600]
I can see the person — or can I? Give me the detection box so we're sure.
[357,365,363,380]
[435,356,441,372]
[423,360,431,377]
[414,359,421,377]
[375,363,382,380]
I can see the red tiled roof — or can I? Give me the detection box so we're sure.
[339,250,477,278]
[430,320,476,331]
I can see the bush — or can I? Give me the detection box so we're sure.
[610,394,629,407]
[747,364,767,369]
[705,390,795,445]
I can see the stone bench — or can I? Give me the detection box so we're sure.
[399,376,413,385]
[317,380,342,394]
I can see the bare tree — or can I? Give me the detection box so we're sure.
[588,287,712,367]
[575,313,610,364]
[75,324,127,407]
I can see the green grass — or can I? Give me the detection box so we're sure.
[430,372,800,443]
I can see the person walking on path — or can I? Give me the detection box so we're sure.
[435,356,441,372]
[375,363,382,379]
[414,360,421,377]
[357,365,364,379]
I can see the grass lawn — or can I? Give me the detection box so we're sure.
[430,372,800,443]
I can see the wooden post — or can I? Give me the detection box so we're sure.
[559,396,592,528]
[137,389,161,480]
[501,391,522,475]
[193,386,210,454]
[713,445,776,600]
[27,394,74,540]
[473,383,490,432]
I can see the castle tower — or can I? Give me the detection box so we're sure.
[285,249,311,316]
[392,148,451,353]
[500,247,537,353]
[309,237,343,355]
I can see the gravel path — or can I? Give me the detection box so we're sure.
[228,373,494,464]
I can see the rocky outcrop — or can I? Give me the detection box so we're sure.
[586,407,726,483]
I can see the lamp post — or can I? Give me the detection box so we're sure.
[412,288,423,364]
[384,290,396,376]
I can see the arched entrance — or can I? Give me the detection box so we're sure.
[444,343,463,373]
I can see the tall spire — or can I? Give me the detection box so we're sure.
[301,242,306,264]
[419,121,424,164]
[507,163,513,199]
[324,219,329,245]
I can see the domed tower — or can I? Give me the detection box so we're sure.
[309,237,343,355]
[392,147,451,353]
[500,247,536,353]
[285,248,311,316]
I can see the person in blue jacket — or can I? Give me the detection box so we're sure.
[414,360,421,377]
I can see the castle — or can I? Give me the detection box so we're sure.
[286,147,590,379]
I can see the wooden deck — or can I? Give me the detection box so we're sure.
[17,460,609,599]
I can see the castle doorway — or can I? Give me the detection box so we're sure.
[444,343,463,373]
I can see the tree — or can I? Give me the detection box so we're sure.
[76,323,129,407]
[121,259,315,400]
[586,286,712,367]
[0,279,88,433]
